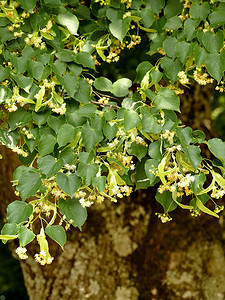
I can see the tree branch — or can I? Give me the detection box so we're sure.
[90,100,120,109]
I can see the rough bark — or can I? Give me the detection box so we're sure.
[1,83,225,300]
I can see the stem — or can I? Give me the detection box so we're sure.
[90,99,120,109]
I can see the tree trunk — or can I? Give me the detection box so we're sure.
[1,83,225,300]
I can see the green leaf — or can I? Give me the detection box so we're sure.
[196,197,219,218]
[58,197,87,229]
[175,41,192,65]
[194,45,207,67]
[148,140,163,160]
[74,78,91,103]
[164,0,183,18]
[208,11,225,26]
[154,88,180,112]
[8,107,32,130]
[27,60,44,81]
[81,123,103,152]
[176,127,194,145]
[32,109,51,127]
[155,190,177,212]
[109,18,130,42]
[163,36,177,60]
[145,158,160,185]
[164,16,182,30]
[1,223,19,237]
[92,176,106,193]
[148,0,165,14]
[10,74,33,93]
[94,77,112,91]
[202,30,224,53]
[38,133,56,156]
[205,51,225,82]
[7,201,33,224]
[77,162,99,185]
[45,225,66,249]
[18,226,35,247]
[57,124,77,147]
[38,155,64,178]
[127,142,147,161]
[59,147,76,165]
[55,12,79,35]
[182,145,201,170]
[43,0,62,6]
[18,0,37,12]
[0,128,19,148]
[142,114,162,134]
[103,123,118,141]
[56,50,76,62]
[52,60,66,75]
[57,73,79,97]
[75,52,95,68]
[0,65,10,81]
[78,103,96,117]
[17,168,42,200]
[1,223,19,243]
[150,69,163,85]
[207,138,225,167]
[135,61,153,84]
[134,158,151,190]
[190,2,210,21]
[0,85,12,103]
[124,109,141,131]
[193,130,206,143]
[56,172,81,197]
[140,8,155,28]
[161,57,183,83]
[47,115,65,134]
[184,18,199,41]
[111,78,132,97]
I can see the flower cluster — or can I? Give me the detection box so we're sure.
[156,213,172,223]
[22,128,34,139]
[49,102,66,115]
[121,0,132,9]
[193,68,214,85]
[74,189,105,207]
[34,202,55,218]
[107,151,135,170]
[43,179,67,199]
[34,251,54,265]
[215,81,225,92]
[15,247,28,260]
[98,96,109,104]
[211,188,225,199]
[43,79,55,89]
[41,20,53,34]
[126,35,141,49]
[24,33,45,49]
[177,71,189,85]
[161,130,175,144]
[158,168,195,197]
[111,184,132,198]
[11,146,28,157]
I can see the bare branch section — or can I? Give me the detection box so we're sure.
[90,100,120,109]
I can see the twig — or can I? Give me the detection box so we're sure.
[90,100,120,109]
